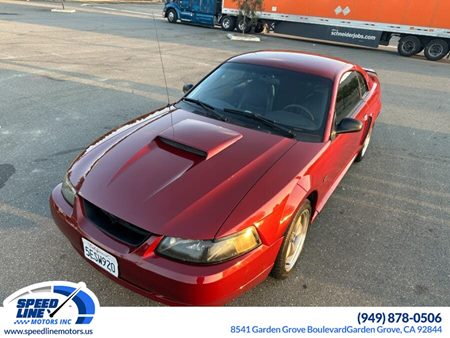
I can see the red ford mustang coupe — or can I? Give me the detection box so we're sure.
[50,51,381,305]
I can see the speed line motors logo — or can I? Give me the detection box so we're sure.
[3,281,99,327]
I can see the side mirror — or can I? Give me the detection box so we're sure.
[335,118,363,135]
[183,83,194,94]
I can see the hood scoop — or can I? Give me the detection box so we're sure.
[158,136,207,158]
[158,119,242,159]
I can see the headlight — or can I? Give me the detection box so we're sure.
[156,226,261,264]
[61,173,76,206]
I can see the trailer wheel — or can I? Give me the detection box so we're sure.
[254,21,264,34]
[221,16,236,31]
[237,17,252,34]
[424,39,449,61]
[166,9,178,23]
[397,36,422,57]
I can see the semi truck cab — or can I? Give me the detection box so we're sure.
[163,0,222,27]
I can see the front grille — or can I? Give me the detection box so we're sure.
[83,199,151,247]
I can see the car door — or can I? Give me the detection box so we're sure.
[322,71,367,190]
[333,71,368,166]
[355,71,373,146]
[309,71,367,212]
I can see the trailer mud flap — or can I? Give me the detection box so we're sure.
[274,22,381,48]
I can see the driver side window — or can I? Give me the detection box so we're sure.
[335,71,361,125]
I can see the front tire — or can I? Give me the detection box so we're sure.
[221,16,236,31]
[166,9,178,23]
[424,39,449,61]
[271,200,311,279]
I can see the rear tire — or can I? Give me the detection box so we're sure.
[397,35,422,57]
[221,16,236,31]
[355,124,373,162]
[424,39,449,61]
[166,9,178,23]
[271,200,311,280]
[254,21,264,34]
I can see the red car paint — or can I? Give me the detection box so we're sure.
[50,51,381,305]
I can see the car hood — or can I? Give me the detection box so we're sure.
[74,108,296,239]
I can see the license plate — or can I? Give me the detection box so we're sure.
[82,238,119,277]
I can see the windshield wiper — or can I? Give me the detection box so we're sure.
[181,98,228,122]
[223,108,295,138]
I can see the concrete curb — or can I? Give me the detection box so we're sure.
[51,8,76,12]
[227,33,261,42]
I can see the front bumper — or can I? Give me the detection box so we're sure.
[49,184,282,305]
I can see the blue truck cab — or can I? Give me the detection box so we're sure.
[163,0,222,27]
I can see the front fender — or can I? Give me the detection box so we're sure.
[297,175,312,193]
[163,3,181,18]
[216,142,324,245]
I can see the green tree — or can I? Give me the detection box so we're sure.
[234,0,264,34]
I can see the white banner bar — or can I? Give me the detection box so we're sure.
[1,307,448,337]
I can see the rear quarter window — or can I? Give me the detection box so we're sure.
[356,72,369,97]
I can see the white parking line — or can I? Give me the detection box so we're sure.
[1,1,164,20]
[83,5,162,17]
[0,73,30,82]
[0,202,52,228]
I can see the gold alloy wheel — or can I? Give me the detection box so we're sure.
[284,208,310,271]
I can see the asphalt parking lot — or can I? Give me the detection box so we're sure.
[1,1,449,306]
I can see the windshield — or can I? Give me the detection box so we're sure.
[182,62,333,142]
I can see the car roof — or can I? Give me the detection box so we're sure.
[228,50,353,80]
